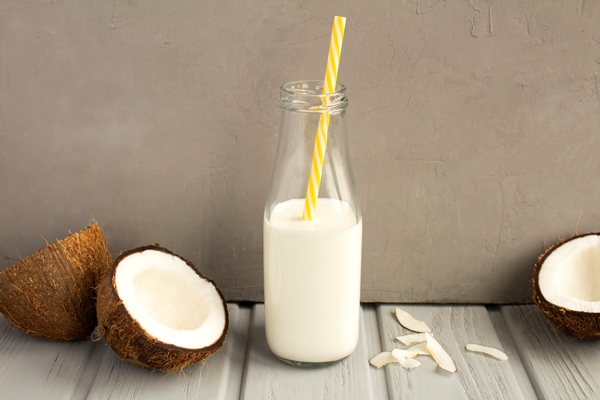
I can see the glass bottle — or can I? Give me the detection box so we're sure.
[263,80,362,367]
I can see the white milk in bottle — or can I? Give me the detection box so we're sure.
[264,198,362,364]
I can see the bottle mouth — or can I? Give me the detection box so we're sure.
[279,80,348,113]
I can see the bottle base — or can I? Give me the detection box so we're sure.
[275,355,348,368]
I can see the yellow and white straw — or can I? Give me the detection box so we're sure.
[302,16,346,221]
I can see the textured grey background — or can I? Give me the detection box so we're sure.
[2,0,599,303]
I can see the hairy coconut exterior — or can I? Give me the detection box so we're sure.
[532,233,600,340]
[0,222,112,341]
[96,245,229,373]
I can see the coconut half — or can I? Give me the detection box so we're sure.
[0,222,111,341]
[96,245,229,373]
[533,233,600,340]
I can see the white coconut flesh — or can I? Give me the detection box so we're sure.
[115,249,226,349]
[538,235,600,313]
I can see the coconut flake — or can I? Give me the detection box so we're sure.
[395,307,431,333]
[395,333,429,345]
[466,344,508,360]
[391,349,422,369]
[425,332,457,373]
[369,351,399,368]
[405,342,431,357]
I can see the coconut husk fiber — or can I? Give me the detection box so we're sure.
[0,222,112,341]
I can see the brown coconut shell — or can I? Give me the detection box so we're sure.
[0,222,112,341]
[96,244,229,373]
[532,232,600,340]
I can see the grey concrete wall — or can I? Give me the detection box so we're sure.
[2,0,599,303]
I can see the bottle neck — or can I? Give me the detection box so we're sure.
[266,80,358,222]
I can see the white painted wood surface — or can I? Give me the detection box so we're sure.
[376,305,532,400]
[1,304,599,399]
[502,306,600,400]
[240,305,387,400]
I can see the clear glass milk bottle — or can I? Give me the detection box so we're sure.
[263,80,362,367]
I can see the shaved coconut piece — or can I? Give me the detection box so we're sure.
[369,351,399,368]
[396,333,429,345]
[406,342,431,357]
[425,332,456,373]
[402,358,421,369]
[395,307,431,333]
[391,349,421,369]
[466,344,508,360]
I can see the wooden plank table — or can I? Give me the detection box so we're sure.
[1,303,599,399]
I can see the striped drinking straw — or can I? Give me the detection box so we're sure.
[302,16,346,221]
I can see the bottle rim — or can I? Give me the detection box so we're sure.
[278,80,348,113]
